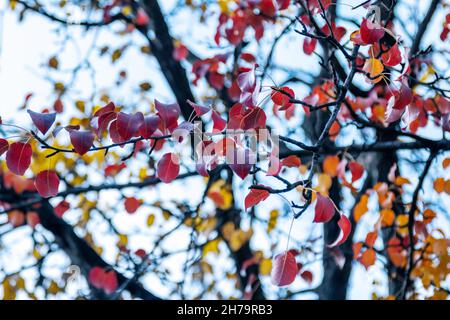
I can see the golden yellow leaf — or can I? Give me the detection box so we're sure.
[259,258,272,276]
[363,58,384,84]
[396,214,409,236]
[117,234,128,247]
[316,173,332,195]
[147,214,155,226]
[221,222,235,241]
[203,238,220,257]
[162,210,171,220]
[75,100,85,113]
[229,229,246,252]
[267,209,278,233]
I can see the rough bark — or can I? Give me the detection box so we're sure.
[36,200,160,300]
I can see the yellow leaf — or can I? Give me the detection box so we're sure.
[363,58,384,84]
[316,173,332,195]
[203,238,220,257]
[75,100,85,113]
[259,258,272,276]
[147,214,155,226]
[207,179,233,210]
[117,234,128,247]
[121,5,132,16]
[229,229,246,252]
[267,209,278,233]
[47,280,60,295]
[162,210,171,221]
[396,214,409,236]
[221,222,235,241]
[299,165,308,175]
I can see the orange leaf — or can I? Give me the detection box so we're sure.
[365,231,378,247]
[353,194,369,222]
[359,249,376,270]
[434,178,445,193]
[443,157,450,169]
[244,188,270,210]
[323,155,340,177]
[380,208,395,227]
[281,155,301,168]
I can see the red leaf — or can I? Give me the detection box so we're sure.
[271,87,294,110]
[300,270,313,284]
[88,267,105,289]
[173,43,188,61]
[135,8,150,26]
[138,115,160,139]
[245,188,270,210]
[97,111,117,136]
[103,270,118,295]
[303,37,317,55]
[34,170,59,198]
[281,155,301,168]
[242,107,267,130]
[328,214,352,248]
[117,112,144,141]
[94,101,116,117]
[27,110,56,135]
[88,267,118,294]
[6,142,32,176]
[157,153,180,183]
[155,100,180,132]
[360,18,385,45]
[69,130,94,155]
[54,200,70,217]
[109,120,125,144]
[212,110,227,133]
[187,100,211,117]
[26,212,40,228]
[53,98,64,113]
[271,251,298,286]
[314,193,335,223]
[383,44,402,67]
[392,82,413,110]
[237,66,256,93]
[104,163,126,177]
[277,0,290,10]
[349,161,364,182]
[267,154,281,176]
[0,138,9,156]
[227,147,255,180]
[124,197,141,214]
